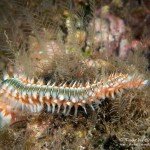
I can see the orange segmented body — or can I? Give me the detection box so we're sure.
[0,73,149,127]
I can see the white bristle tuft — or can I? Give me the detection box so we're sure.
[12,89,18,97]
[33,91,38,99]
[45,92,50,99]
[46,103,51,112]
[29,105,34,112]
[52,103,56,113]
[13,73,19,79]
[29,78,35,84]
[59,83,63,86]
[58,94,64,100]
[37,79,44,85]
[47,81,51,85]
[62,82,67,87]
[63,104,67,114]
[39,91,44,102]
[66,105,72,115]
[0,113,12,128]
[111,91,115,99]
[7,86,14,93]
[69,81,74,87]
[22,91,27,99]
[82,105,87,114]
[79,83,83,88]
[3,72,10,80]
[71,96,77,103]
[72,81,77,88]
[57,105,61,113]
[90,104,95,111]
[36,104,43,112]
[52,82,56,87]
[21,75,28,82]
[143,80,149,86]
[86,81,90,87]
[28,97,33,104]
[33,105,37,113]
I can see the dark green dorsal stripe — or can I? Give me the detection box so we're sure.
[1,78,97,101]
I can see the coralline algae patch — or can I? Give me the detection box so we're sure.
[0,72,149,127]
